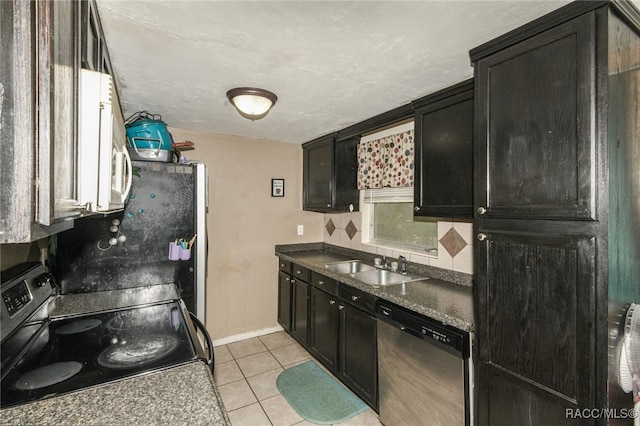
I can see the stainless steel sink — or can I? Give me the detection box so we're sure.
[324,260,376,274]
[350,269,419,286]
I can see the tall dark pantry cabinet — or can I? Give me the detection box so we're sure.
[470,1,640,425]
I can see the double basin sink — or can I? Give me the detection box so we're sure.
[324,260,424,287]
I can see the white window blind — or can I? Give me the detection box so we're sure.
[362,187,414,203]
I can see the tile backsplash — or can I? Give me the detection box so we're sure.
[323,212,473,275]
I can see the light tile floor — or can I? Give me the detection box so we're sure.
[213,331,382,426]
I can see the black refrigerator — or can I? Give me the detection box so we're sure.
[51,161,207,319]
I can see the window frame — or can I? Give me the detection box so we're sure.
[360,189,439,256]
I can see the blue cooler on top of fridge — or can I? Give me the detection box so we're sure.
[125,111,175,162]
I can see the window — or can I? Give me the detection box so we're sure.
[361,188,438,254]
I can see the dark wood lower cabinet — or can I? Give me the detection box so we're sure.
[308,284,378,410]
[478,366,575,426]
[277,272,292,331]
[309,286,339,370]
[340,302,377,410]
[475,226,596,424]
[290,278,309,346]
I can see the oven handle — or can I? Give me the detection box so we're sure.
[189,312,214,372]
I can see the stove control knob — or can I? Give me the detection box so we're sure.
[34,273,54,288]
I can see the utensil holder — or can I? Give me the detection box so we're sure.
[180,248,191,260]
[168,242,181,261]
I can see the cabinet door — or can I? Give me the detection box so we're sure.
[414,84,473,218]
[277,272,292,331]
[334,136,360,212]
[290,278,309,347]
[309,287,339,370]
[475,227,597,424]
[37,0,82,225]
[340,302,377,409]
[303,136,334,211]
[475,13,596,220]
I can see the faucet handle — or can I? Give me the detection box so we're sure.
[398,255,407,274]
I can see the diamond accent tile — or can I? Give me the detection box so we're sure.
[325,218,336,236]
[345,220,358,240]
[439,227,467,258]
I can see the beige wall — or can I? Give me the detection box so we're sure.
[169,128,324,342]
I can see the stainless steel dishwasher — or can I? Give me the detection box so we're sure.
[377,302,471,426]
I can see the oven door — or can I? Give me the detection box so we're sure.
[186,311,214,372]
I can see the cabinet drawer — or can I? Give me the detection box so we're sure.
[278,258,292,274]
[340,284,376,313]
[291,264,310,282]
[310,271,338,295]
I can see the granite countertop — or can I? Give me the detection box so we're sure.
[276,243,474,332]
[0,362,230,426]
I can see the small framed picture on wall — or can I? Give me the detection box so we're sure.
[271,178,285,197]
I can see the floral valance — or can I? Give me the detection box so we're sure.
[357,130,414,189]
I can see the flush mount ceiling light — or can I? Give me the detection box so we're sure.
[226,87,278,121]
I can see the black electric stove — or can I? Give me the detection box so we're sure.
[0,263,209,409]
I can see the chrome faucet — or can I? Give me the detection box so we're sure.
[381,255,388,269]
[399,256,408,274]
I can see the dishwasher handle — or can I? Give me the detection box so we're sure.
[399,325,423,339]
[379,307,423,338]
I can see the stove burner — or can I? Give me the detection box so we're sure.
[14,361,83,391]
[96,334,180,370]
[55,319,102,335]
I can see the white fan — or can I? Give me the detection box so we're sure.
[619,303,640,423]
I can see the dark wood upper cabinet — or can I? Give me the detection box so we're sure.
[303,134,359,212]
[474,13,596,221]
[412,80,473,218]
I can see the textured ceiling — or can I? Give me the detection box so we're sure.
[97,0,574,144]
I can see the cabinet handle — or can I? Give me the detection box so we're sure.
[327,204,331,208]
[291,278,296,283]
[329,300,336,305]
[414,206,421,212]
[280,263,286,268]
[296,270,302,274]
[318,280,325,285]
[285,277,290,282]
[477,206,487,215]
[351,295,359,301]
[477,233,487,241]
[338,305,344,310]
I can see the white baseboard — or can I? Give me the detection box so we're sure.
[212,325,284,347]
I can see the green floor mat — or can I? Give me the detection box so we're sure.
[276,360,368,424]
